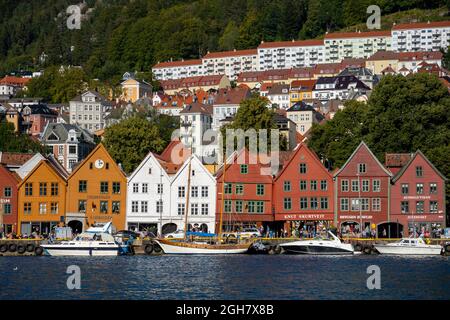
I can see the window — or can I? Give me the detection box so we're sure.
[51,202,59,214]
[321,197,328,210]
[224,200,232,213]
[256,184,265,196]
[49,182,58,196]
[401,184,409,195]
[178,186,185,198]
[201,186,208,197]
[100,201,108,213]
[351,180,359,192]
[142,183,148,193]
[39,203,47,214]
[256,201,264,213]
[100,182,109,194]
[416,166,423,177]
[240,165,248,174]
[416,201,424,214]
[362,180,369,192]
[320,180,327,191]
[430,201,438,213]
[299,180,307,191]
[373,180,380,192]
[201,203,209,215]
[300,197,308,209]
[112,182,121,194]
[361,198,369,211]
[191,186,198,197]
[235,200,243,213]
[4,187,12,197]
[69,146,76,154]
[39,182,47,196]
[78,200,87,213]
[178,203,185,215]
[310,197,318,210]
[283,181,291,192]
[351,199,360,211]
[416,183,424,195]
[3,203,11,215]
[141,201,148,213]
[156,200,163,214]
[131,201,139,213]
[372,198,381,211]
[157,184,163,194]
[299,163,307,174]
[24,202,32,214]
[310,180,317,191]
[340,198,349,211]
[25,183,33,196]
[133,183,139,193]
[401,201,409,214]
[341,180,349,192]
[224,183,232,194]
[79,180,87,193]
[430,183,437,194]
[190,203,199,215]
[284,198,292,210]
[235,184,244,195]
[247,201,256,213]
[358,163,366,173]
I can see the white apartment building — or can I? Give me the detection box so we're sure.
[126,152,173,234]
[257,40,325,71]
[286,101,324,134]
[267,84,290,109]
[212,88,251,130]
[170,155,217,234]
[179,102,214,159]
[69,91,112,133]
[324,31,392,63]
[202,49,258,81]
[152,59,204,81]
[391,21,450,52]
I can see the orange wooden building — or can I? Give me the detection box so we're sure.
[17,159,68,235]
[66,144,127,232]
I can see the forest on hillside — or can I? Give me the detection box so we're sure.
[0,0,448,82]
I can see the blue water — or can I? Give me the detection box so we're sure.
[0,255,448,300]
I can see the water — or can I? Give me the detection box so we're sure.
[0,255,449,300]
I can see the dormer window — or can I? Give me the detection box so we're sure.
[48,132,59,141]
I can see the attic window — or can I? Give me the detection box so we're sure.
[48,133,59,141]
[149,168,152,174]
[106,163,109,170]
[89,162,93,169]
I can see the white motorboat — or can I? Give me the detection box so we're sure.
[42,222,120,256]
[373,237,442,255]
[279,231,354,255]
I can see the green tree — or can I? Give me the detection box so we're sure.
[218,21,240,51]
[0,121,44,153]
[103,116,166,173]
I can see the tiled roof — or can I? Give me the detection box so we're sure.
[213,87,251,105]
[153,59,202,69]
[203,49,257,59]
[398,51,442,61]
[258,39,323,49]
[290,79,316,91]
[367,50,399,61]
[392,21,450,30]
[179,102,213,115]
[267,83,290,95]
[0,76,31,86]
[385,153,413,168]
[325,30,391,39]
[0,152,34,166]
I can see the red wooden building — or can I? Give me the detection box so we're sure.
[388,151,447,237]
[273,143,334,236]
[215,148,274,233]
[0,164,21,234]
[334,142,393,237]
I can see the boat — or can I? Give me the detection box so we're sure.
[41,222,120,256]
[279,231,354,255]
[373,237,442,255]
[157,149,250,255]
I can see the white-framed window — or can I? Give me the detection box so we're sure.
[178,186,185,198]
[373,179,381,192]
[141,201,148,213]
[157,183,163,194]
[133,183,139,193]
[340,198,349,211]
[142,183,148,193]
[178,203,185,215]
[191,186,198,197]
[191,203,198,215]
[156,200,163,214]
[201,203,209,215]
[131,201,139,213]
[372,198,381,211]
[201,186,208,197]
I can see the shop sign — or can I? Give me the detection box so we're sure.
[277,213,334,221]
[340,215,373,219]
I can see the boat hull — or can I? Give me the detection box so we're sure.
[373,245,442,255]
[155,240,249,254]
[42,245,119,256]
[280,240,354,255]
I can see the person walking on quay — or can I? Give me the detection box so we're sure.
[382,228,387,238]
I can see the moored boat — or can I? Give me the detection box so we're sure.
[373,237,442,255]
[279,231,354,255]
[155,239,249,254]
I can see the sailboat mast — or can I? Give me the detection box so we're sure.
[218,152,226,243]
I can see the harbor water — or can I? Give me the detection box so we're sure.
[1,255,449,300]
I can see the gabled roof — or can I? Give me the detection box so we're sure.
[0,152,34,167]
[274,143,331,181]
[127,151,172,182]
[333,141,393,177]
[16,153,45,179]
[41,123,95,144]
[18,159,68,188]
[0,164,21,183]
[392,150,447,182]
[213,87,251,105]
[179,102,213,115]
[170,154,215,184]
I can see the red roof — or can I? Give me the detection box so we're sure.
[398,51,442,61]
[158,140,191,164]
[153,59,202,69]
[290,79,316,91]
[392,21,450,30]
[0,152,35,167]
[0,76,31,86]
[258,39,323,49]
[203,49,257,59]
[325,30,391,39]
[367,51,399,61]
[214,87,251,105]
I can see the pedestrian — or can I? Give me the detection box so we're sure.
[382,228,387,237]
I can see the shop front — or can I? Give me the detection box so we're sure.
[338,214,377,237]
[276,213,335,237]
[394,214,446,238]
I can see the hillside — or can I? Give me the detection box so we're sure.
[0,0,448,83]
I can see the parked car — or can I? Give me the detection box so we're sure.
[164,230,185,239]
[222,228,262,239]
